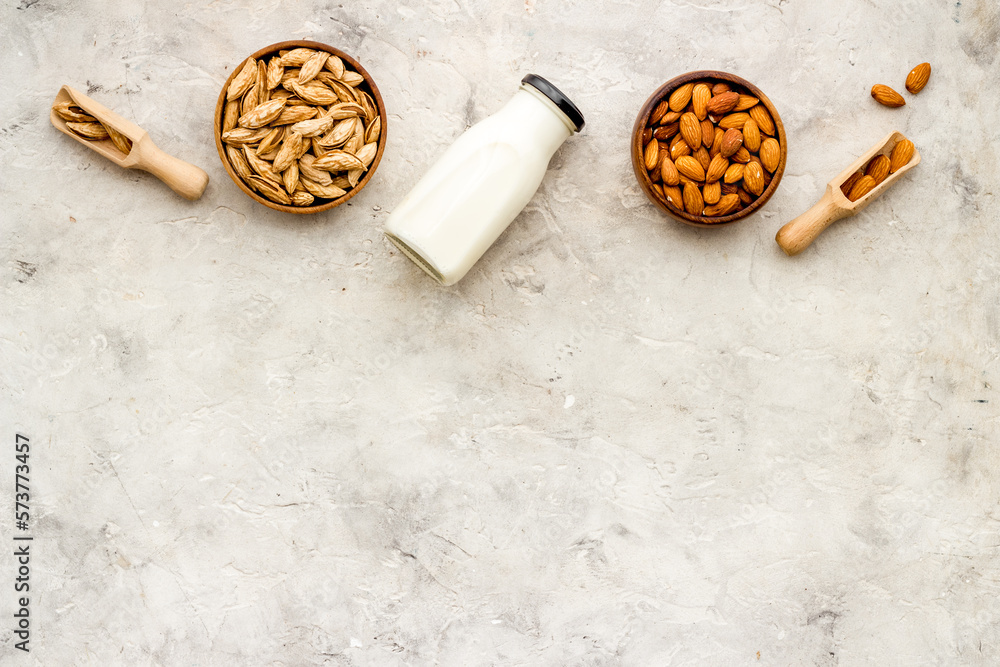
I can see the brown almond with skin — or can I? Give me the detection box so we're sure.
[706,91,739,116]
[683,182,704,215]
[718,112,751,130]
[680,113,701,150]
[710,127,725,157]
[719,128,744,158]
[905,62,931,94]
[663,184,683,209]
[889,139,915,173]
[742,118,761,152]
[670,139,691,161]
[748,105,774,135]
[662,110,683,125]
[737,187,753,205]
[642,128,652,145]
[651,183,664,198]
[694,147,711,172]
[675,155,706,182]
[840,171,863,197]
[871,84,905,107]
[723,163,744,185]
[649,165,661,183]
[706,154,729,183]
[700,119,715,148]
[743,162,765,196]
[847,175,876,201]
[711,82,731,95]
[865,154,891,185]
[759,138,780,172]
[720,182,738,195]
[644,139,660,170]
[654,123,679,141]
[703,180,721,205]
[731,147,751,164]
[733,94,759,112]
[668,83,695,112]
[692,83,712,121]
[660,155,680,186]
[650,100,670,125]
[704,193,739,217]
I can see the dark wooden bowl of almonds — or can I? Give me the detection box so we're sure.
[631,71,786,228]
[214,40,387,214]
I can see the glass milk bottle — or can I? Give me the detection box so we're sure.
[384,74,584,285]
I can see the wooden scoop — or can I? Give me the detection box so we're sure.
[775,131,920,256]
[50,85,209,200]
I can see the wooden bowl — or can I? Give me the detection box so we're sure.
[213,40,387,214]
[631,71,787,228]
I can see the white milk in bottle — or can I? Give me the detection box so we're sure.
[384,74,584,285]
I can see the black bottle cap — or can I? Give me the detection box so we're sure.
[521,74,585,132]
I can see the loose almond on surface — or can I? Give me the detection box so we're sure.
[905,62,931,94]
[871,84,905,108]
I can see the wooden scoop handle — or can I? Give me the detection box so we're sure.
[134,137,209,201]
[775,187,851,256]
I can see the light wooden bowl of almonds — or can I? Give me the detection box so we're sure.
[631,71,787,228]
[214,40,387,214]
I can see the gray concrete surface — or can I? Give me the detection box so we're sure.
[1,0,998,664]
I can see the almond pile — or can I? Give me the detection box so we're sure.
[640,79,781,219]
[840,138,914,201]
[52,101,133,155]
[220,47,382,207]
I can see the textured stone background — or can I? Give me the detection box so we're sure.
[1,0,999,665]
